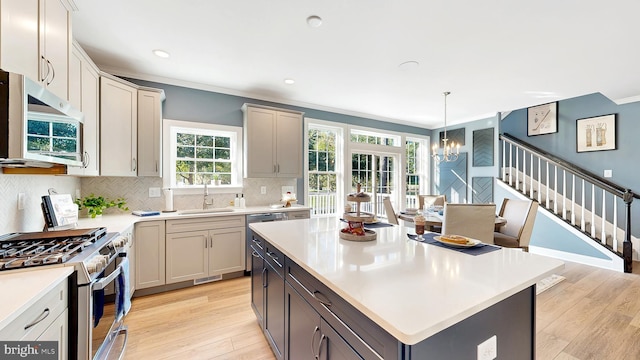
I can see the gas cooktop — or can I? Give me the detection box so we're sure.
[0,227,107,270]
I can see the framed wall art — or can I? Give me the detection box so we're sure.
[527,101,558,136]
[576,114,616,153]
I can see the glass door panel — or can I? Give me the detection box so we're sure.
[351,152,397,219]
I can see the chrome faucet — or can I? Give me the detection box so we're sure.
[203,183,213,209]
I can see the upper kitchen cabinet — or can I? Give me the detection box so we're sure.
[67,41,100,176]
[0,0,72,100]
[39,0,71,100]
[137,87,165,177]
[0,0,39,81]
[100,73,138,176]
[242,104,304,178]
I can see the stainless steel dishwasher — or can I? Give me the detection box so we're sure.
[245,212,287,272]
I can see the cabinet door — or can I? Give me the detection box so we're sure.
[36,308,68,360]
[134,221,166,289]
[209,226,245,276]
[80,61,100,175]
[264,262,285,360]
[67,44,100,176]
[137,89,162,177]
[166,230,208,284]
[100,76,137,176]
[320,318,363,360]
[286,283,321,360]
[244,106,276,177]
[250,248,265,325]
[40,0,69,100]
[0,0,39,81]
[275,111,303,178]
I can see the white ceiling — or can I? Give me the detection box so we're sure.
[71,0,640,129]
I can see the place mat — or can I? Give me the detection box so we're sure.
[407,233,501,256]
[339,219,395,228]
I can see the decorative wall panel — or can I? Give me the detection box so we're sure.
[438,128,465,147]
[435,152,467,203]
[473,127,494,167]
[472,177,494,204]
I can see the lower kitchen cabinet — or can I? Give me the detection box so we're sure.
[250,235,285,360]
[286,284,360,360]
[134,220,166,289]
[165,216,245,284]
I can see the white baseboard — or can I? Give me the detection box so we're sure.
[529,245,623,272]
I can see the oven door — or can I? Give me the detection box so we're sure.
[78,258,129,360]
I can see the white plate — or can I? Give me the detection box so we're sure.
[433,235,482,248]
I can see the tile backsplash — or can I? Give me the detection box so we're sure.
[0,173,297,234]
[0,174,80,234]
[80,176,297,212]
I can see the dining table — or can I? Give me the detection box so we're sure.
[397,210,507,231]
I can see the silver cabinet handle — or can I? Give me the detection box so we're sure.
[261,267,267,288]
[47,59,55,85]
[252,250,261,258]
[266,251,282,268]
[40,55,48,82]
[83,151,90,168]
[312,291,332,307]
[24,308,50,330]
[276,164,280,173]
[317,334,326,360]
[204,235,208,248]
[132,157,137,172]
[311,326,320,359]
[273,164,277,173]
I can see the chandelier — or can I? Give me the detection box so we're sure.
[432,91,459,164]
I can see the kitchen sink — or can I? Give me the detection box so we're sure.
[178,208,235,215]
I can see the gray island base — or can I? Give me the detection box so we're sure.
[248,218,563,359]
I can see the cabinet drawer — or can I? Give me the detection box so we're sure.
[264,241,284,277]
[166,215,245,233]
[287,210,310,220]
[0,279,68,341]
[286,261,398,360]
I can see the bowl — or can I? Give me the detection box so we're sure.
[404,207,418,215]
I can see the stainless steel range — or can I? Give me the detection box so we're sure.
[0,227,132,360]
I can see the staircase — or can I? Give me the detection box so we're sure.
[500,133,638,273]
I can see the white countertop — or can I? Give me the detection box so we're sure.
[75,205,311,233]
[250,217,564,345]
[0,267,74,330]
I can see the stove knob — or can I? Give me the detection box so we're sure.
[100,255,109,267]
[86,262,97,274]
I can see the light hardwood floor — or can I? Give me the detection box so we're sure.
[122,261,640,359]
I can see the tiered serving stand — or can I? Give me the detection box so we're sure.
[340,187,377,242]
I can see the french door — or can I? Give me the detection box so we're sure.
[350,152,399,219]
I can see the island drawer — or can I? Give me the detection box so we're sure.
[264,241,284,277]
[286,260,398,360]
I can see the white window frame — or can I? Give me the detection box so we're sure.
[162,119,243,195]
[304,118,346,217]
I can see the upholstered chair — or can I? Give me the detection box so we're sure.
[418,194,446,210]
[493,199,538,251]
[383,197,399,225]
[441,203,497,244]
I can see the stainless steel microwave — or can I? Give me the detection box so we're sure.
[0,69,84,167]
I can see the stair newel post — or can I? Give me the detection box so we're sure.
[623,189,633,273]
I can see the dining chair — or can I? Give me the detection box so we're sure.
[493,198,538,251]
[441,203,496,244]
[383,197,399,225]
[418,194,446,210]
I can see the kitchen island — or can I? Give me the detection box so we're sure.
[249,217,564,359]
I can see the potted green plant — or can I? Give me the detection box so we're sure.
[74,194,129,218]
[213,174,221,185]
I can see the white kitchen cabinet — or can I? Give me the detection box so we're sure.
[39,0,71,100]
[100,74,138,176]
[37,309,68,360]
[0,0,71,100]
[166,215,245,284]
[242,104,304,178]
[67,41,100,176]
[0,0,39,81]
[137,88,164,177]
[134,220,166,290]
[0,276,68,360]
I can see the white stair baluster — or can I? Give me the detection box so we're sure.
[530,153,534,198]
[601,190,606,245]
[613,196,618,252]
[591,185,596,237]
[571,175,576,226]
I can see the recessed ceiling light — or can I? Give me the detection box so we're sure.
[307,15,322,28]
[398,61,419,71]
[284,78,295,85]
[152,49,170,58]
